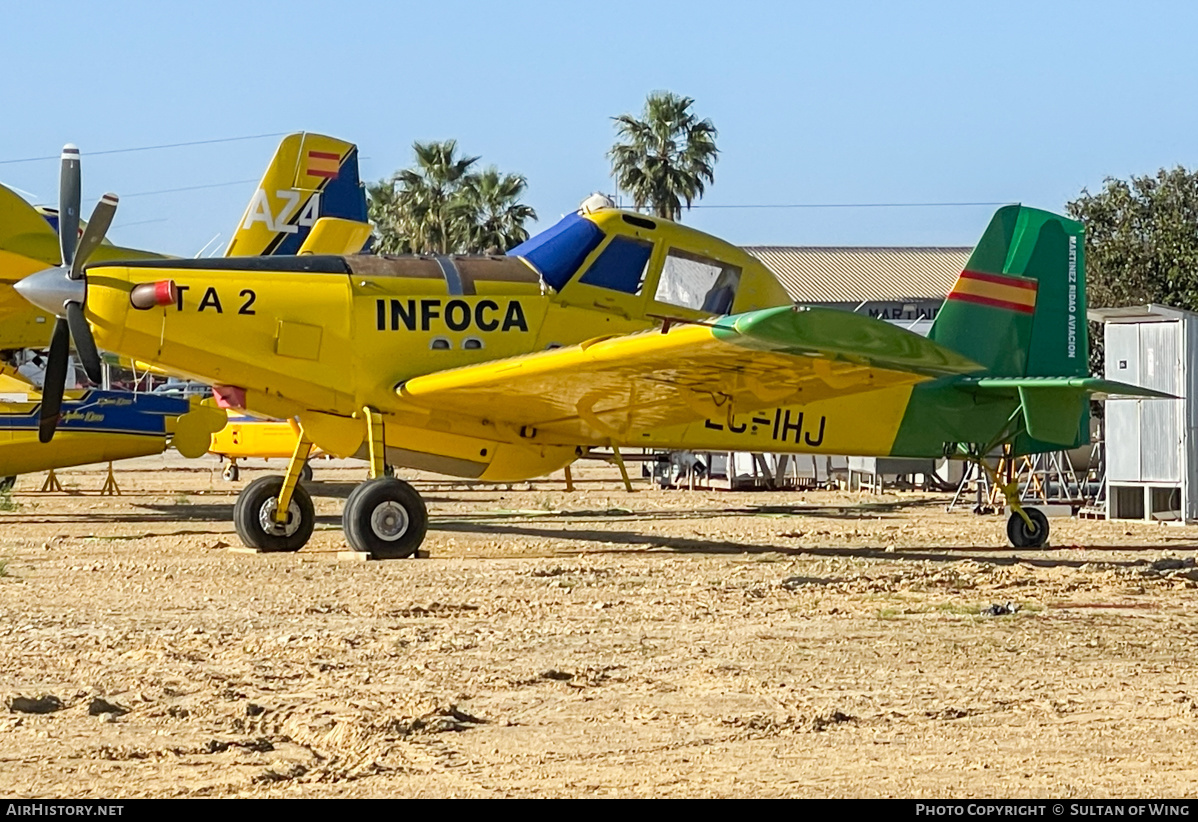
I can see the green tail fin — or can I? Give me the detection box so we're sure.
[929,205,1087,379]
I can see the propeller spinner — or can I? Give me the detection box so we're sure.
[13,145,116,442]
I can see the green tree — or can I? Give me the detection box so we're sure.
[366,174,412,254]
[461,167,537,254]
[608,91,719,222]
[1067,166,1198,374]
[369,140,536,255]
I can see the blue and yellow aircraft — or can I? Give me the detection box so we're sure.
[0,368,222,487]
[0,134,371,486]
[16,168,1167,556]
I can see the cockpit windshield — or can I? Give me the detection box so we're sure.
[507,212,604,291]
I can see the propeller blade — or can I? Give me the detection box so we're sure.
[71,193,118,279]
[58,145,81,270]
[38,317,71,443]
[65,301,102,383]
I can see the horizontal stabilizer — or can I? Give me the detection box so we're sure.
[963,376,1176,400]
[960,376,1177,447]
[297,217,373,255]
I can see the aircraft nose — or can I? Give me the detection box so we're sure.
[13,266,85,317]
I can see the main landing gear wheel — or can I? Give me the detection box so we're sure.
[342,477,428,559]
[1007,508,1049,548]
[233,475,314,553]
[222,462,240,482]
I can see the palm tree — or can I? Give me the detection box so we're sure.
[366,177,414,254]
[461,167,537,253]
[395,139,480,254]
[369,141,537,254]
[608,91,719,222]
[370,140,479,254]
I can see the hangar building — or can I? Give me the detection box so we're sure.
[744,246,970,333]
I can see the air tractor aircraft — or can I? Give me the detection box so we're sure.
[0,134,371,485]
[15,160,1168,557]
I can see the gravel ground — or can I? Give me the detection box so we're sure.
[0,453,1196,798]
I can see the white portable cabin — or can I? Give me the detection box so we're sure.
[1091,305,1197,522]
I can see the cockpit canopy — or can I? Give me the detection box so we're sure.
[507,211,603,291]
[508,208,771,317]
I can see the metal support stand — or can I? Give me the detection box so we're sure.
[99,462,121,496]
[563,464,575,492]
[39,469,63,493]
[947,461,979,511]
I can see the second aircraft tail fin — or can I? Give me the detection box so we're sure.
[225,132,369,257]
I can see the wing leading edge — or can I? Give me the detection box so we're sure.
[396,305,982,445]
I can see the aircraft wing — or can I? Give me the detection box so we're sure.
[0,183,59,284]
[0,181,165,285]
[396,305,981,443]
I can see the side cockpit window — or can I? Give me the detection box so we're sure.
[654,249,741,314]
[577,236,654,295]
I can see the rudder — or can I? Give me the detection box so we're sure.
[929,205,1087,379]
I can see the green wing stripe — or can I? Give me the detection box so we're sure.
[713,305,981,378]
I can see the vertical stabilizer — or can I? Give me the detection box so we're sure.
[225,133,368,257]
[929,205,1087,378]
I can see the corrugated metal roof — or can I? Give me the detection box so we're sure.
[744,246,971,303]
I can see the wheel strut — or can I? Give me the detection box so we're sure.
[364,406,386,480]
[972,456,1049,548]
[273,428,313,525]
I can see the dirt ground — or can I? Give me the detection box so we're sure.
[0,453,1196,798]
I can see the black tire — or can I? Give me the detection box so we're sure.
[1007,508,1050,548]
[342,477,427,559]
[300,461,313,483]
[222,463,240,482]
[233,475,314,553]
[0,476,15,493]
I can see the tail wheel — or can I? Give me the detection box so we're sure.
[1007,508,1049,548]
[300,461,313,483]
[222,462,240,482]
[342,477,428,559]
[233,475,314,553]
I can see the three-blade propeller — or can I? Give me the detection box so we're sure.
[13,145,116,442]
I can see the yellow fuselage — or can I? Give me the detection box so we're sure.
[83,210,916,480]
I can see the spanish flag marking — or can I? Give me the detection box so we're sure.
[304,150,341,180]
[947,270,1038,315]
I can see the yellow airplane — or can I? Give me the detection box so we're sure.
[0,367,224,487]
[17,179,1165,556]
[209,415,322,481]
[0,135,370,485]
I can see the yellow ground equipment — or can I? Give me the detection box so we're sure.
[209,416,322,481]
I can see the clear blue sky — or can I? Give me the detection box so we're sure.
[3,0,1196,256]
